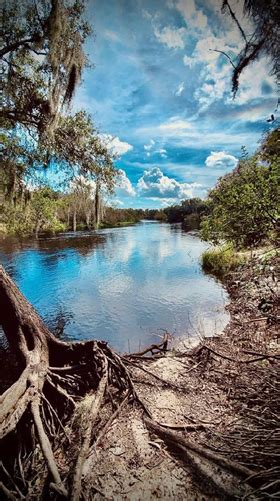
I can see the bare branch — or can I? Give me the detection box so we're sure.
[210,49,236,69]
[222,0,248,44]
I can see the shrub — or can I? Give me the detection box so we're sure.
[201,245,245,276]
[201,155,279,248]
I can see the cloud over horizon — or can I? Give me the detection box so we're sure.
[137,167,202,201]
[73,0,278,208]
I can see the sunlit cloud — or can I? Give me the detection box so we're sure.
[116,169,136,196]
[137,167,202,200]
[100,134,133,156]
[72,0,278,208]
[154,26,187,49]
[205,151,238,169]
[175,81,185,96]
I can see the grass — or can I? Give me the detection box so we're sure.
[201,245,245,277]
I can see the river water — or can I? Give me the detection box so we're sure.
[0,222,229,352]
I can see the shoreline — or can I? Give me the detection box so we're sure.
[0,244,278,498]
[80,249,279,499]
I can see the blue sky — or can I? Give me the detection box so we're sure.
[72,0,278,208]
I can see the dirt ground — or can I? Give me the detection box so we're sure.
[82,250,279,500]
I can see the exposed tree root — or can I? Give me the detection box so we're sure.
[1,263,278,499]
[0,266,139,499]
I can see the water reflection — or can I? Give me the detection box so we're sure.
[0,222,229,352]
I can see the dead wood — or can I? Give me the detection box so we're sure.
[144,417,254,498]
[144,417,255,480]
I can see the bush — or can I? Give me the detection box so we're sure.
[201,245,245,276]
[201,155,279,248]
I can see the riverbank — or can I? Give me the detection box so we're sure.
[81,248,279,499]
[1,245,278,499]
[0,220,140,239]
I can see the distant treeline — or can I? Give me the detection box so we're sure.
[1,129,278,243]
[104,198,208,230]
[142,198,208,229]
[0,173,206,237]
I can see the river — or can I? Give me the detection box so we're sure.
[0,221,229,352]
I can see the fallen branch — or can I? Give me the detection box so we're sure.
[145,417,255,480]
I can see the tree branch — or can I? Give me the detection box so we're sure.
[0,38,40,59]
[222,0,248,44]
[210,49,236,69]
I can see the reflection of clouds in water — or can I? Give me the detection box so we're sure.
[98,274,133,296]
[0,223,230,352]
[116,237,137,263]
[157,238,175,260]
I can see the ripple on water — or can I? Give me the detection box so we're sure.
[0,223,229,352]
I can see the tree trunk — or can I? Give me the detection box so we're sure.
[0,265,136,499]
[72,208,77,232]
[35,219,41,239]
[67,207,70,229]
[94,181,100,229]
[85,210,91,230]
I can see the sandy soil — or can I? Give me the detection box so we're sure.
[80,250,279,499]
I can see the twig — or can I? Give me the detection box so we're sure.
[210,49,236,68]
[94,391,130,448]
[125,359,184,391]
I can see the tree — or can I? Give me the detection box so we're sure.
[201,155,279,248]
[66,177,95,231]
[31,187,64,237]
[221,0,280,95]
[1,0,91,134]
[44,111,118,188]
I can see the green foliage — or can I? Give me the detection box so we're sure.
[144,198,207,226]
[42,111,117,189]
[260,127,280,159]
[1,5,117,234]
[201,154,279,248]
[31,187,62,236]
[103,207,144,226]
[202,245,245,276]
[3,202,34,236]
[2,0,91,134]
[2,187,65,237]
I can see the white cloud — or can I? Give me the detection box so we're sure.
[229,101,277,122]
[205,151,238,169]
[144,139,155,151]
[137,167,201,200]
[158,117,192,133]
[142,9,153,20]
[116,169,136,196]
[143,140,167,158]
[183,34,241,111]
[103,30,120,42]
[137,118,259,150]
[113,199,124,206]
[175,81,185,96]
[180,9,277,113]
[183,55,194,67]
[100,134,133,156]
[154,26,187,49]
[175,0,208,31]
[230,59,276,106]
